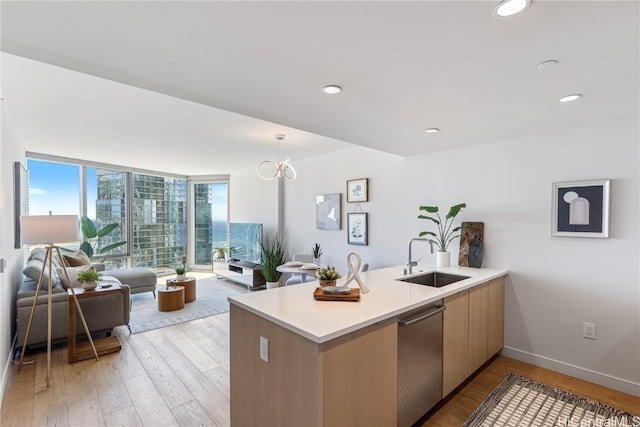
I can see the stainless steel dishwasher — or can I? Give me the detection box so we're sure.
[397,300,445,427]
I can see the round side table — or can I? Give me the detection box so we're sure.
[167,277,196,303]
[157,286,185,312]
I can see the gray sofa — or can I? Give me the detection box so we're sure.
[94,264,158,296]
[16,248,132,348]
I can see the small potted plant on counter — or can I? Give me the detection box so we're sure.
[417,202,466,267]
[312,243,323,265]
[315,265,341,287]
[77,267,102,291]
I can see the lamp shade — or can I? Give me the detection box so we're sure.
[20,215,80,245]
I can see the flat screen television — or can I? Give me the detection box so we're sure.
[229,223,262,264]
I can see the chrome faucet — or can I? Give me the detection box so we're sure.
[405,238,434,275]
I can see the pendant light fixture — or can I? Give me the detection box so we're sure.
[257,134,297,180]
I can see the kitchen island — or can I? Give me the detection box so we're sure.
[228,263,508,427]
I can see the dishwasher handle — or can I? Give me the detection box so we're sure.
[398,305,446,327]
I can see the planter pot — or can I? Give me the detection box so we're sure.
[319,279,337,287]
[177,274,186,281]
[313,257,321,266]
[436,251,450,267]
[266,281,280,289]
[82,281,98,291]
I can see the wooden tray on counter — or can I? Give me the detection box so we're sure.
[313,287,360,302]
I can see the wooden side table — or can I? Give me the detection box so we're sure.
[158,286,185,311]
[167,277,196,303]
[67,283,123,363]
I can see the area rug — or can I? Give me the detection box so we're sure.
[128,276,244,334]
[464,373,637,427]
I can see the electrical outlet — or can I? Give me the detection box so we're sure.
[583,322,596,340]
[259,336,269,362]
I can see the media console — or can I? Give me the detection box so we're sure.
[213,259,266,290]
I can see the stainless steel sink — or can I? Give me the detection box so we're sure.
[397,272,470,288]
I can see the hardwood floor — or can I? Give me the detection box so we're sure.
[2,308,638,426]
[1,313,231,427]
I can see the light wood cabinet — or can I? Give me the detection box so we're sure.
[442,290,469,397]
[442,276,505,398]
[488,277,505,356]
[230,304,398,427]
[468,282,489,373]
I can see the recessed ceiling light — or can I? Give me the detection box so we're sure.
[322,85,342,94]
[559,94,582,103]
[424,128,440,134]
[494,0,531,17]
[536,60,558,71]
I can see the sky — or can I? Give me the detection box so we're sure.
[27,159,227,224]
[27,159,81,216]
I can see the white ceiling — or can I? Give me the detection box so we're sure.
[1,1,638,175]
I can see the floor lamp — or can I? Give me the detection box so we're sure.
[18,214,99,387]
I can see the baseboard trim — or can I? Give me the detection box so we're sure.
[501,346,640,397]
[0,334,17,406]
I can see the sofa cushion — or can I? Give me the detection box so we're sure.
[63,250,92,267]
[106,268,156,289]
[56,265,90,289]
[28,248,63,270]
[23,259,61,290]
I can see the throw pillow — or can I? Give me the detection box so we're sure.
[56,265,90,289]
[23,259,61,290]
[63,250,92,267]
[29,248,64,269]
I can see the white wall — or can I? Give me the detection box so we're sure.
[0,99,26,402]
[282,117,639,395]
[229,168,279,238]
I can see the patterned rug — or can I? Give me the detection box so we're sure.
[464,374,637,427]
[128,276,245,334]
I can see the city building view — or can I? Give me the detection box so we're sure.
[26,159,223,274]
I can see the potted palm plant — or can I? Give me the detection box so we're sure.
[418,203,466,267]
[79,216,127,261]
[260,234,287,289]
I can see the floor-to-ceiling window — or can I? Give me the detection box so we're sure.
[192,180,229,269]
[87,167,129,269]
[26,155,190,275]
[27,159,80,216]
[132,173,187,275]
[25,159,82,251]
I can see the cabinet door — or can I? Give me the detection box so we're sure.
[442,290,469,398]
[323,320,398,427]
[468,283,488,374]
[487,277,505,357]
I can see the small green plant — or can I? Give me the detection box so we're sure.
[312,243,323,259]
[175,266,186,275]
[77,268,102,283]
[418,203,467,252]
[214,245,227,260]
[315,265,341,281]
[213,245,236,260]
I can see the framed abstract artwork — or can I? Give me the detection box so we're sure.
[347,212,368,245]
[346,178,368,203]
[316,193,342,230]
[551,179,610,238]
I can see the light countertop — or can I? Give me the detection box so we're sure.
[228,263,508,344]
